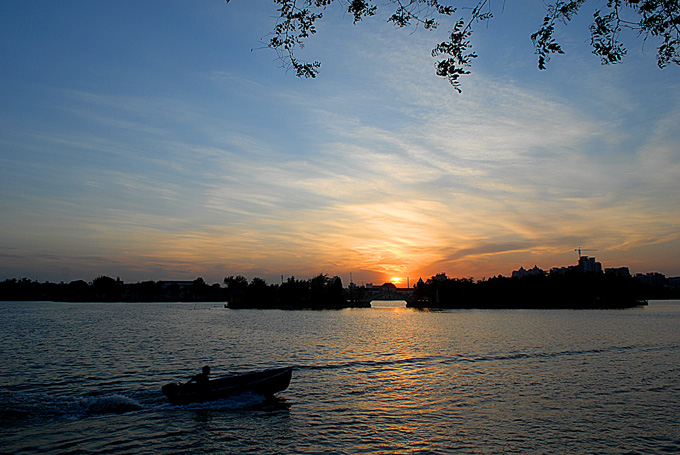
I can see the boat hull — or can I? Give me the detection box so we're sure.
[162,367,292,405]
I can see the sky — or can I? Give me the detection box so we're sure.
[1,1,679,286]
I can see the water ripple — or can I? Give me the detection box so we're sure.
[2,301,679,454]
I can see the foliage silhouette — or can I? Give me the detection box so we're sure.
[409,270,662,308]
[239,0,680,91]
[1,270,677,307]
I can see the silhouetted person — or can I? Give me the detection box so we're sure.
[187,365,210,386]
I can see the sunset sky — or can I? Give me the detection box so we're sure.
[1,1,679,285]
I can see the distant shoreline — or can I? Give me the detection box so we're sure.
[2,271,678,309]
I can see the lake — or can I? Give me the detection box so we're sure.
[1,300,679,454]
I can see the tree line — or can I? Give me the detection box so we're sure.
[409,271,678,309]
[0,274,368,309]
[1,270,676,308]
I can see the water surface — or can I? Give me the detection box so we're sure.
[1,301,678,454]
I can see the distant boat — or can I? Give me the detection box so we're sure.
[162,367,292,405]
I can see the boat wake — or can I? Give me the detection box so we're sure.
[80,394,142,415]
[0,389,148,425]
[0,387,286,427]
[295,343,666,373]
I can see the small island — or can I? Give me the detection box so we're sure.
[224,274,370,309]
[408,256,677,309]
[408,272,650,309]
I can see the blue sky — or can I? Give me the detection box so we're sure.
[1,1,679,285]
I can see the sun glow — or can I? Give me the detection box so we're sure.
[390,277,402,285]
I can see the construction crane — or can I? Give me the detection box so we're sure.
[574,247,597,258]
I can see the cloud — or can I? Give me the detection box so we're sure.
[171,59,680,280]
[2,3,679,283]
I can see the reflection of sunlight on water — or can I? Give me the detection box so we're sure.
[370,300,407,308]
[3,302,679,454]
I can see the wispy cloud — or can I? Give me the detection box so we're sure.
[1,2,678,283]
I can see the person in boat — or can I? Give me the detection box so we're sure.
[186,365,211,386]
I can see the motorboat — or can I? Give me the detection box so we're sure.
[162,367,292,405]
